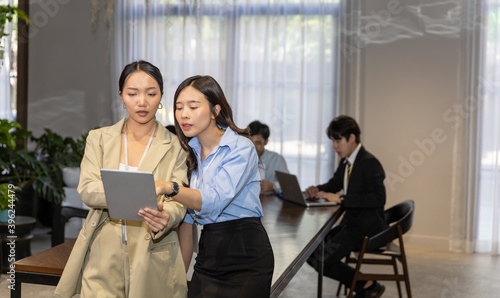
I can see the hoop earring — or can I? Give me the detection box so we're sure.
[158,103,163,109]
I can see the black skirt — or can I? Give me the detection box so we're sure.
[188,217,275,298]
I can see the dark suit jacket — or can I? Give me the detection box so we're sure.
[317,146,387,238]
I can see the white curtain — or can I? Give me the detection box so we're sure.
[476,0,500,255]
[111,0,342,187]
[0,0,14,121]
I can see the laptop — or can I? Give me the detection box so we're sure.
[100,169,159,221]
[275,171,339,207]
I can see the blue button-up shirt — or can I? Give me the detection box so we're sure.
[184,127,264,225]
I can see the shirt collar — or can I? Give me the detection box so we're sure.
[188,126,237,154]
[346,143,362,165]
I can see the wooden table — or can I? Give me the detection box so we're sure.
[260,195,342,297]
[0,216,37,273]
[10,239,75,298]
[10,196,341,298]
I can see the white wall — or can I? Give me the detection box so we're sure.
[355,0,464,248]
[27,0,113,138]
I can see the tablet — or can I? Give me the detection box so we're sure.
[100,169,158,221]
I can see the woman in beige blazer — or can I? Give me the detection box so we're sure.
[55,61,188,298]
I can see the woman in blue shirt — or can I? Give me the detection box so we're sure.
[149,75,274,297]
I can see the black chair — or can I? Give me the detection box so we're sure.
[337,200,415,298]
[51,205,89,246]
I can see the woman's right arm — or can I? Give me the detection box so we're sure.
[77,130,108,208]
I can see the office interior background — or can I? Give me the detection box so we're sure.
[1,0,499,256]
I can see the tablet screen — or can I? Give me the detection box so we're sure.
[101,169,158,221]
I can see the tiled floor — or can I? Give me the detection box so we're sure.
[1,224,499,297]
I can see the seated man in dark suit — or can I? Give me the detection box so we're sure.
[305,115,387,298]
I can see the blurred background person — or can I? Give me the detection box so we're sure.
[248,120,289,193]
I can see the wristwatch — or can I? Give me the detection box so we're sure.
[170,181,180,197]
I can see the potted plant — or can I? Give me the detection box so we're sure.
[0,183,18,222]
[61,133,87,188]
[33,128,87,189]
[31,129,87,226]
[0,119,49,217]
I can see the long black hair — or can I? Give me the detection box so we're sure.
[173,75,248,181]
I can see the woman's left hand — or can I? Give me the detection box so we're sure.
[138,202,170,233]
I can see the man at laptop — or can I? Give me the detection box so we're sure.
[248,120,289,193]
[305,115,387,298]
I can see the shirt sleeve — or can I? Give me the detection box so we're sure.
[195,141,259,220]
[183,212,195,224]
[276,154,289,173]
[317,159,345,193]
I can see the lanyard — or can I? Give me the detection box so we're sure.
[121,120,158,244]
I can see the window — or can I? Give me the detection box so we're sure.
[0,0,18,121]
[476,0,500,254]
[113,0,341,186]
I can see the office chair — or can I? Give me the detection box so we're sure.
[337,200,415,298]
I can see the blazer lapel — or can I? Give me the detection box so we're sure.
[102,118,126,170]
[99,119,173,173]
[138,124,172,174]
[348,146,366,185]
[340,158,348,180]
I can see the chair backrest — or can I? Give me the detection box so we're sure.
[366,200,415,251]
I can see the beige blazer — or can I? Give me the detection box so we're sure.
[55,118,188,297]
